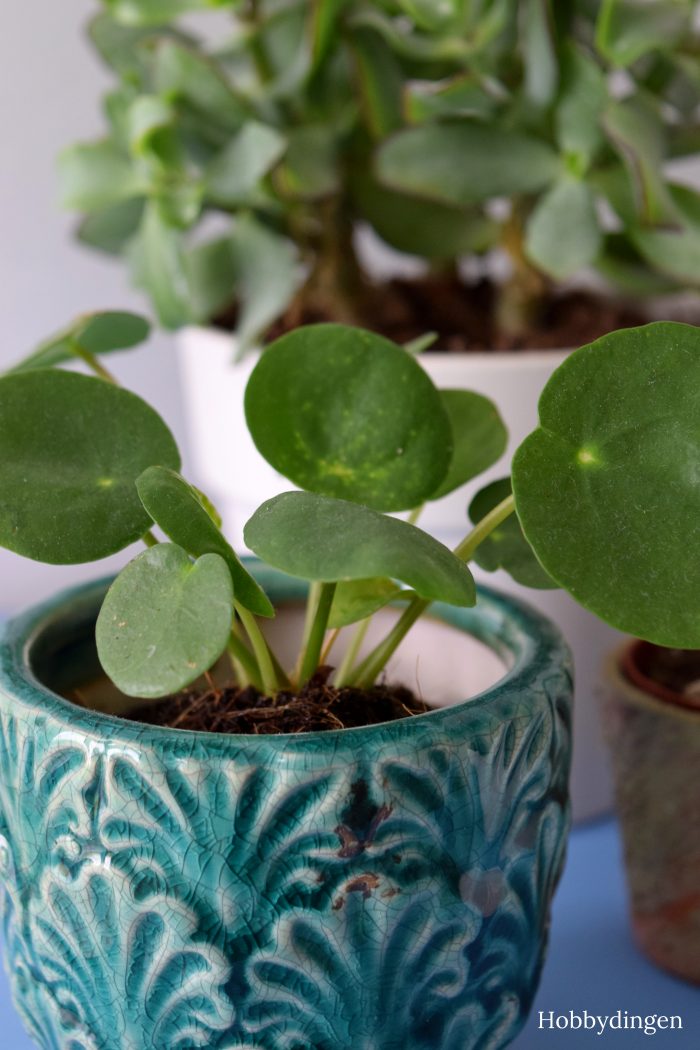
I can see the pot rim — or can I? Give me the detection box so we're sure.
[606,641,700,723]
[0,563,571,753]
[177,323,573,368]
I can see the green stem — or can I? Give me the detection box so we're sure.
[453,494,515,563]
[350,495,517,688]
[350,598,428,689]
[236,604,282,696]
[298,582,337,687]
[142,530,159,548]
[407,503,425,526]
[72,344,119,385]
[227,628,262,691]
[334,616,372,688]
[293,580,321,683]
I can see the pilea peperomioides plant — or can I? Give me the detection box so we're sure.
[0,314,699,717]
[60,1,700,348]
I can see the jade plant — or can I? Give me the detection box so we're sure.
[59,1,700,347]
[0,313,699,711]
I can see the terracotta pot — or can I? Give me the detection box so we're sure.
[602,642,700,984]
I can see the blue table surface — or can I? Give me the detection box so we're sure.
[1,820,697,1048]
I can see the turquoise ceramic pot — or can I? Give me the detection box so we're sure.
[0,566,571,1050]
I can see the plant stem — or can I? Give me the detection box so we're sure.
[453,494,515,563]
[227,628,262,691]
[321,627,341,665]
[236,604,283,696]
[349,495,517,688]
[407,503,425,526]
[334,616,372,688]
[298,582,337,687]
[350,599,428,689]
[72,344,119,385]
[142,530,159,548]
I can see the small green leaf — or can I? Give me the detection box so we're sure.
[275,126,339,200]
[328,578,407,629]
[230,216,304,353]
[525,178,602,280]
[556,46,607,165]
[631,183,700,286]
[79,311,151,355]
[376,122,559,206]
[136,466,274,617]
[77,198,145,255]
[404,75,500,124]
[0,370,180,563]
[245,324,452,512]
[523,0,558,108]
[154,39,248,132]
[351,171,498,259]
[430,390,507,500]
[129,201,193,329]
[469,478,556,589]
[207,122,287,207]
[602,98,678,225]
[96,544,234,699]
[512,322,700,646]
[245,492,476,607]
[7,311,150,374]
[126,95,178,162]
[596,0,687,68]
[596,234,680,297]
[58,140,146,212]
[183,236,238,322]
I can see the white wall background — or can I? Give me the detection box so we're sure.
[0,1,187,612]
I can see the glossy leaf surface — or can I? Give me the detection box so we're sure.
[431,390,507,500]
[245,492,476,607]
[137,466,273,616]
[328,577,406,629]
[513,322,700,645]
[245,325,452,511]
[96,544,234,698]
[0,371,179,563]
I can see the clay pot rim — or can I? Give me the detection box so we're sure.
[608,640,700,720]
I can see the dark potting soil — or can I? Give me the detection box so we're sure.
[129,668,429,734]
[244,275,648,352]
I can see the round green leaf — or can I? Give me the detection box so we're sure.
[136,466,274,617]
[512,322,700,646]
[245,324,452,512]
[328,578,407,629]
[430,390,507,500]
[244,491,476,607]
[0,370,180,564]
[468,478,556,590]
[96,544,234,699]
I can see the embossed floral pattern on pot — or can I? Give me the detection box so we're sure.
[0,566,572,1050]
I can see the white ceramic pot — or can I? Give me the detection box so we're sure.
[177,324,621,822]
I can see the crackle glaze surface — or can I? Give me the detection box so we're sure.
[0,567,572,1050]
